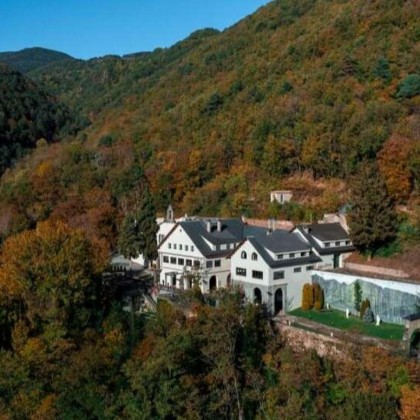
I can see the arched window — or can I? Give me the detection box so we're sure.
[251,252,258,261]
[241,251,247,259]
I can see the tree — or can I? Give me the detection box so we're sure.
[301,284,314,310]
[396,74,420,98]
[0,220,107,347]
[348,163,398,257]
[313,283,324,310]
[353,280,362,313]
[360,298,370,319]
[118,186,159,264]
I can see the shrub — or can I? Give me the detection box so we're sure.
[363,307,375,323]
[396,74,420,98]
[360,298,371,319]
[313,283,324,310]
[302,283,314,310]
[353,280,362,312]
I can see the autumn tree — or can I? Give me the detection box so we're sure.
[0,220,107,347]
[302,283,314,310]
[348,163,398,257]
[377,134,413,202]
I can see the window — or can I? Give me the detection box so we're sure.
[168,243,172,249]
[163,256,169,263]
[345,240,350,246]
[158,234,164,243]
[191,246,195,252]
[221,244,227,250]
[236,267,246,276]
[206,260,213,269]
[241,251,247,259]
[170,257,176,264]
[185,245,189,251]
[252,270,263,279]
[300,252,306,257]
[179,244,183,250]
[252,252,258,261]
[174,244,177,250]
[186,259,192,267]
[178,258,184,266]
[215,260,221,267]
[335,241,341,246]
[325,243,330,248]
[273,271,284,280]
[277,254,283,260]
[193,260,200,268]
[293,267,302,273]
[289,253,295,258]
[306,265,313,271]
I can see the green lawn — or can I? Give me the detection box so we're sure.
[289,308,404,340]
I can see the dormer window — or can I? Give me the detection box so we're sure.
[345,240,350,246]
[324,243,330,248]
[300,252,306,257]
[289,253,295,258]
[241,251,247,259]
[252,252,258,261]
[335,241,340,246]
[277,254,283,260]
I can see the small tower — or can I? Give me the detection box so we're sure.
[166,205,174,223]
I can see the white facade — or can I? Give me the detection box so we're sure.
[158,224,232,293]
[270,190,293,204]
[231,240,316,314]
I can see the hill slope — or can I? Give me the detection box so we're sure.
[0,64,84,176]
[0,0,419,244]
[0,47,75,74]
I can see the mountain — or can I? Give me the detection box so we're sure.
[0,64,84,176]
[0,0,419,244]
[0,47,75,74]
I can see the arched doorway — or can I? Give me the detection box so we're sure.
[209,276,217,291]
[226,274,232,288]
[254,288,262,305]
[410,329,420,358]
[275,288,283,314]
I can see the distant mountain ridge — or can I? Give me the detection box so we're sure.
[0,47,75,74]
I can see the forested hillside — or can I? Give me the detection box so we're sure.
[0,64,84,176]
[0,47,75,74]
[0,0,419,246]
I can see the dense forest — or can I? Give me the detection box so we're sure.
[0,64,85,176]
[0,224,419,418]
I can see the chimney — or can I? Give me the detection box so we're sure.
[267,219,272,233]
[271,219,276,232]
[217,219,222,232]
[206,220,211,233]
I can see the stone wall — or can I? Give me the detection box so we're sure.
[312,270,420,325]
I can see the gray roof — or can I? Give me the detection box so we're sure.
[179,218,246,258]
[295,223,356,255]
[301,223,350,242]
[247,234,321,269]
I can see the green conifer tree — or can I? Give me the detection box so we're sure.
[118,187,159,265]
[348,163,398,257]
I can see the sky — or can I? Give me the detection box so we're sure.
[0,0,271,59]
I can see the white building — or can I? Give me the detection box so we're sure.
[230,229,321,314]
[158,218,259,293]
[270,190,293,204]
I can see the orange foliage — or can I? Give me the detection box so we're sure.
[399,385,420,420]
[377,134,413,202]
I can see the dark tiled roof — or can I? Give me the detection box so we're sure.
[301,223,350,242]
[247,234,321,269]
[295,223,356,255]
[254,229,312,253]
[178,218,246,258]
